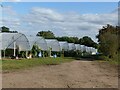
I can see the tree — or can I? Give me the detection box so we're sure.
[79,36,98,48]
[36,31,55,39]
[36,31,97,48]
[96,24,119,59]
[56,36,79,43]
[0,26,18,33]
[1,26,10,32]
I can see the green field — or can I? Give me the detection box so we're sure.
[2,57,74,72]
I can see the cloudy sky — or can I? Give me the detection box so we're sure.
[0,2,118,42]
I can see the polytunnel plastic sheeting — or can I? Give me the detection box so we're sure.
[80,45,86,52]
[91,48,97,54]
[75,44,81,51]
[68,43,76,51]
[59,41,69,51]
[45,39,61,52]
[0,33,30,51]
[26,35,48,51]
[86,47,91,53]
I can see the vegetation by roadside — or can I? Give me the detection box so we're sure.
[80,53,119,65]
[96,24,119,65]
[2,57,74,72]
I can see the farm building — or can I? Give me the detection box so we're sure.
[59,41,69,51]
[80,45,86,52]
[68,43,76,51]
[0,33,30,58]
[0,32,98,59]
[26,35,48,51]
[75,44,81,51]
[0,33,30,51]
[86,46,91,53]
[91,47,97,55]
[45,39,61,52]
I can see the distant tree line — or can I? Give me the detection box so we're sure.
[37,30,98,49]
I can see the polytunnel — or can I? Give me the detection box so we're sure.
[68,43,76,51]
[45,39,61,52]
[80,45,86,52]
[59,41,69,51]
[26,35,48,51]
[85,46,89,53]
[91,47,97,55]
[0,33,30,51]
[75,44,81,51]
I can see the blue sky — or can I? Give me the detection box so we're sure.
[1,2,118,42]
[3,2,118,14]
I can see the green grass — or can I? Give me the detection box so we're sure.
[103,55,120,65]
[2,57,74,72]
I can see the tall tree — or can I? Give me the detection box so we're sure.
[96,24,119,58]
[79,36,98,48]
[36,31,55,39]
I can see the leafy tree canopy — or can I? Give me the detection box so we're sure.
[79,36,98,48]
[96,24,119,58]
[36,31,55,39]
[0,26,18,33]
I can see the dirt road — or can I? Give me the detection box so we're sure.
[2,60,118,88]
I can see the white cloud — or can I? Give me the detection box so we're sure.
[2,6,118,42]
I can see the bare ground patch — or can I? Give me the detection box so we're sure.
[2,60,118,88]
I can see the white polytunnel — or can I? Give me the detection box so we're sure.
[45,39,61,52]
[0,33,30,51]
[91,47,97,55]
[80,45,86,52]
[59,41,69,51]
[75,44,81,51]
[26,35,48,51]
[68,43,76,51]
[86,46,90,53]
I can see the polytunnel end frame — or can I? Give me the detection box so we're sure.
[2,33,31,58]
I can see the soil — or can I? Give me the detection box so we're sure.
[2,59,118,88]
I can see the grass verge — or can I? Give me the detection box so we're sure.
[2,57,74,72]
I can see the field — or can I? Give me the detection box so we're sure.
[2,58,118,88]
[2,57,74,72]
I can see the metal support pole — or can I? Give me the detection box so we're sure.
[14,42,16,57]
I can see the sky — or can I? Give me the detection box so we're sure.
[0,2,118,42]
